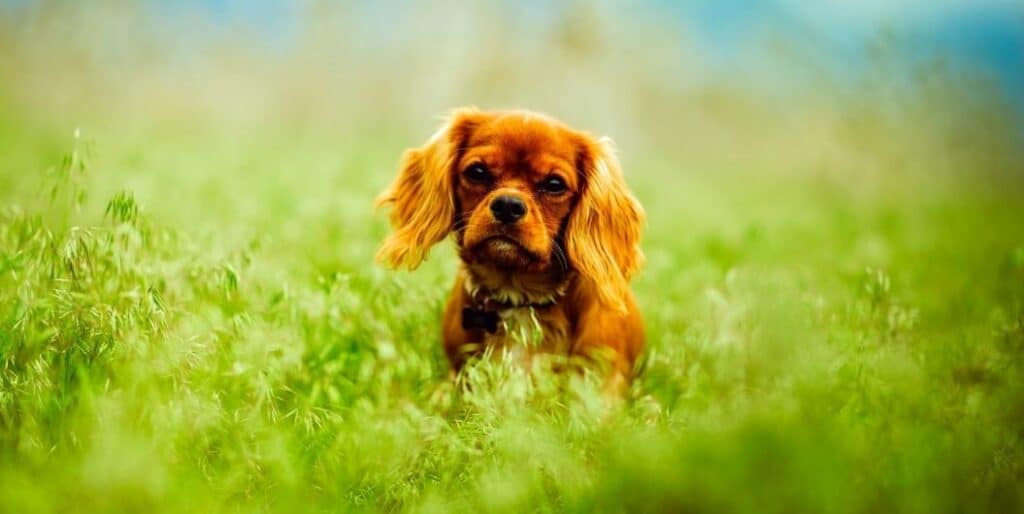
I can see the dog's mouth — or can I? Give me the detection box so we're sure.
[469,235,542,267]
[478,235,532,255]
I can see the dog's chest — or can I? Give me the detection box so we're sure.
[481,306,571,364]
[460,269,575,364]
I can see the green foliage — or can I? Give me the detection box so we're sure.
[0,118,1021,513]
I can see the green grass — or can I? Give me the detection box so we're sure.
[0,117,1022,513]
[1,6,1024,508]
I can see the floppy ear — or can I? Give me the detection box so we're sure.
[375,108,481,269]
[566,135,646,312]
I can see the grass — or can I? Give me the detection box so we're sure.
[2,4,1024,513]
[0,115,1021,514]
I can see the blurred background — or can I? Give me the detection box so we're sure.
[3,0,1022,283]
[2,0,1022,171]
[1,0,1021,251]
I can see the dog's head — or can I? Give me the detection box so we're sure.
[376,108,644,310]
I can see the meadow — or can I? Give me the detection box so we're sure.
[1,3,1023,513]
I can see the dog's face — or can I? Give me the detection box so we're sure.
[376,108,644,310]
[454,114,580,272]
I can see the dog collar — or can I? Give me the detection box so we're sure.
[460,290,558,334]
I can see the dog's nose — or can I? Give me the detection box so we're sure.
[490,195,527,224]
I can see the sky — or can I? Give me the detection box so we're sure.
[2,0,1022,109]
[198,0,1024,108]
[667,0,1023,99]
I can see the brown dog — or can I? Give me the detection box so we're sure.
[376,108,645,392]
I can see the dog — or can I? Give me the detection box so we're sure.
[375,108,645,394]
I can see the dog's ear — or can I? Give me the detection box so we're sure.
[566,134,645,312]
[375,108,483,269]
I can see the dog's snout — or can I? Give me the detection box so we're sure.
[490,195,527,224]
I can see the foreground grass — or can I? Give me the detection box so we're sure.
[0,119,1023,514]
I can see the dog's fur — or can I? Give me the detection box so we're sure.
[376,108,645,391]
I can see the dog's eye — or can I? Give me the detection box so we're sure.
[463,163,491,184]
[537,176,568,195]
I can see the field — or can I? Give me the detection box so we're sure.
[2,4,1024,513]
